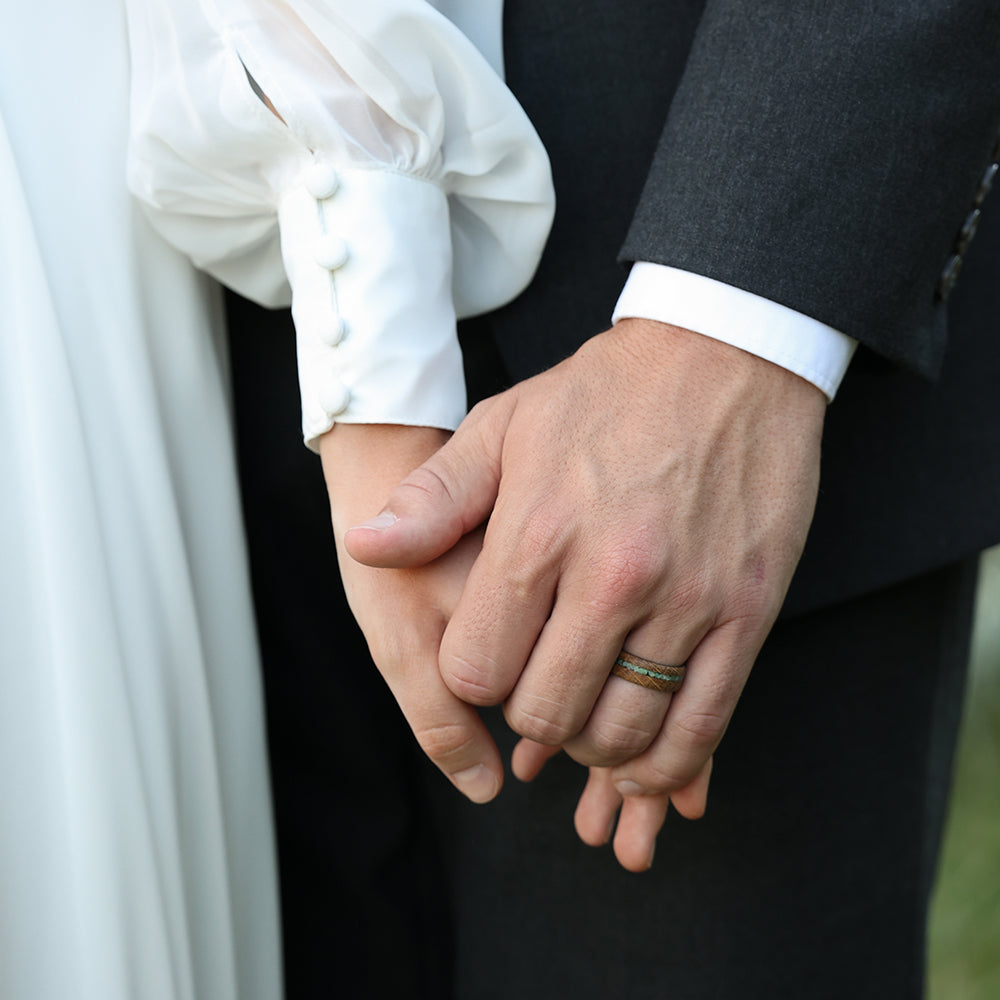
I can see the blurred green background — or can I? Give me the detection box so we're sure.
[929,544,1000,998]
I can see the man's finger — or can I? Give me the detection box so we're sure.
[611,622,757,796]
[439,501,564,708]
[560,676,674,768]
[479,544,641,739]
[557,611,711,767]
[344,396,514,569]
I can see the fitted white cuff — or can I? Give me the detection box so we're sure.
[277,164,466,451]
[613,262,857,400]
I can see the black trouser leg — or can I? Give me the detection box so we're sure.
[425,560,977,1000]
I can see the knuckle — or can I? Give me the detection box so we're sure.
[512,513,566,567]
[492,525,562,606]
[587,718,656,762]
[630,759,692,795]
[397,465,457,510]
[412,720,478,767]
[673,708,729,752]
[443,653,504,705]
[499,559,546,609]
[599,538,660,606]
[504,698,574,746]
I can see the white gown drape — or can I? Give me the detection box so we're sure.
[0,5,279,999]
[1,1,550,998]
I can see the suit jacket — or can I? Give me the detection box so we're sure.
[477,0,1000,615]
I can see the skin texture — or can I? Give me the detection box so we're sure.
[323,422,682,869]
[321,425,502,805]
[345,319,825,839]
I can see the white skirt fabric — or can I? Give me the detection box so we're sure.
[0,5,281,999]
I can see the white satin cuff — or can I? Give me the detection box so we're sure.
[278,166,465,450]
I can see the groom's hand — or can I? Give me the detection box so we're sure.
[346,318,825,799]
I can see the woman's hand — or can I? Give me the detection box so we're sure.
[512,739,712,872]
[321,424,501,803]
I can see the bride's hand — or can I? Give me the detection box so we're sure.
[321,424,501,803]
[512,739,712,872]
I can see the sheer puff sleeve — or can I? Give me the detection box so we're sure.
[126,0,554,448]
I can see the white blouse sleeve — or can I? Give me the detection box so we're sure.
[125,0,554,448]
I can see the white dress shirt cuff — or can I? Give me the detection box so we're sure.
[277,164,467,451]
[613,262,857,400]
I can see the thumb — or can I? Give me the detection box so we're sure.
[345,395,511,568]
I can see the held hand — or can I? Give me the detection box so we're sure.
[321,424,500,804]
[346,319,825,800]
[512,739,713,873]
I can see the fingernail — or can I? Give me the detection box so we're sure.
[615,779,645,798]
[453,764,499,804]
[646,842,656,870]
[349,511,397,532]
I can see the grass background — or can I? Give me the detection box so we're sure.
[928,544,1000,998]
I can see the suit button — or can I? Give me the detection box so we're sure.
[936,254,963,301]
[955,209,982,256]
[973,162,998,208]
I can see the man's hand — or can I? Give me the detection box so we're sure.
[346,319,825,802]
[323,422,678,864]
[321,424,501,804]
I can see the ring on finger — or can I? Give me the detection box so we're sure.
[612,649,686,693]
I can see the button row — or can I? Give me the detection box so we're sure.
[307,159,350,416]
[937,139,1000,301]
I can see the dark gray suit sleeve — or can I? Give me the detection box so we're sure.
[619,0,1000,376]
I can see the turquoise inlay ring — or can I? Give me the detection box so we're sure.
[612,650,686,693]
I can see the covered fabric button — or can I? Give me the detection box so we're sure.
[304,162,340,200]
[314,235,350,270]
[318,378,351,416]
[319,317,347,347]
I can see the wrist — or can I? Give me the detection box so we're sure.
[603,317,827,418]
[320,423,451,527]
